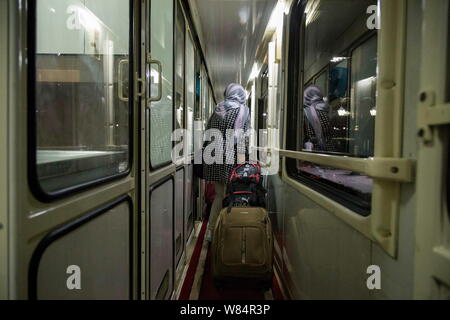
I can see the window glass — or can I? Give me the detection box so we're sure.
[149,0,173,169]
[296,161,372,214]
[287,0,377,215]
[447,4,450,102]
[349,35,377,157]
[201,69,208,128]
[186,34,195,154]
[194,53,201,121]
[314,70,328,97]
[174,4,185,161]
[34,0,131,194]
[206,88,212,119]
[175,5,185,131]
[258,68,269,148]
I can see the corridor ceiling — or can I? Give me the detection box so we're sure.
[188,0,277,101]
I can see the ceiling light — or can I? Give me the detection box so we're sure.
[338,107,350,117]
[267,1,285,31]
[249,63,259,80]
[330,57,349,63]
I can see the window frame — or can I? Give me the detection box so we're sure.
[27,0,135,202]
[282,0,410,257]
[286,4,378,216]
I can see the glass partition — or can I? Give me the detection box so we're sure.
[149,0,174,169]
[186,34,195,154]
[174,3,185,160]
[33,0,132,195]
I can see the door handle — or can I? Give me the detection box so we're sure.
[118,59,129,102]
[147,53,163,102]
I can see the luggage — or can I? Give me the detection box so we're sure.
[229,162,262,184]
[223,162,266,209]
[212,207,273,289]
[222,183,266,209]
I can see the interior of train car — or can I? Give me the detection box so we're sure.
[0,0,449,302]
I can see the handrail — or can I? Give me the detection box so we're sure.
[117,59,129,102]
[147,53,163,102]
[277,149,414,183]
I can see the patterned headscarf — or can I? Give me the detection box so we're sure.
[214,83,249,131]
[304,85,329,111]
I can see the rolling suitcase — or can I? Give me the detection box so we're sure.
[212,206,273,289]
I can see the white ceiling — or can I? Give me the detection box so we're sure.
[188,0,277,101]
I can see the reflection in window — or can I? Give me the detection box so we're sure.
[302,0,377,156]
[349,35,377,157]
[314,70,328,97]
[289,0,378,215]
[34,0,131,194]
[297,161,372,215]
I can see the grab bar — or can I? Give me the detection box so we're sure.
[118,59,129,102]
[147,53,163,102]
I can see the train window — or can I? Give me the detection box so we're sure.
[258,67,269,148]
[194,53,201,120]
[186,34,195,154]
[286,0,378,215]
[32,0,132,196]
[175,3,185,131]
[314,69,328,97]
[204,79,209,121]
[348,35,377,157]
[174,2,185,161]
[149,0,174,169]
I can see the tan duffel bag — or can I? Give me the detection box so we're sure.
[212,207,273,289]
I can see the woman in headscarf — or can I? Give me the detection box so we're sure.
[303,85,335,152]
[203,83,250,242]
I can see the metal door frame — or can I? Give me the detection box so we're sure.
[141,0,177,300]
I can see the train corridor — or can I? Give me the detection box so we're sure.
[0,0,449,302]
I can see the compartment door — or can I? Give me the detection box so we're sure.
[175,168,184,266]
[27,0,137,300]
[149,179,174,300]
[143,0,175,300]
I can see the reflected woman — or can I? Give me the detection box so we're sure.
[303,85,335,152]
